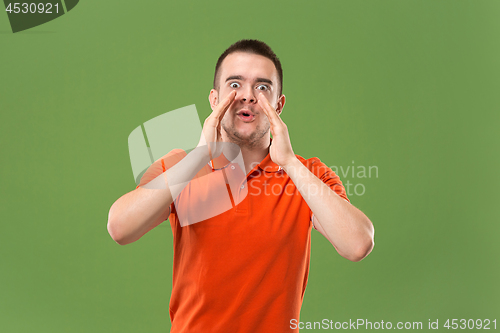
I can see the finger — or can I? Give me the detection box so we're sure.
[202,91,235,146]
[258,93,282,124]
[257,97,277,138]
[257,93,272,120]
[257,99,273,131]
[213,90,236,122]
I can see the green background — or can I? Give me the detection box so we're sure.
[1,1,499,332]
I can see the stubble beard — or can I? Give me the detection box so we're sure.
[221,117,270,149]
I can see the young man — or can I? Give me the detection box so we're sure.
[108,39,374,332]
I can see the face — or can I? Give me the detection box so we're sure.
[210,52,285,148]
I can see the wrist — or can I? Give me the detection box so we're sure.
[282,156,301,173]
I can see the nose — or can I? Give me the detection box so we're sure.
[239,86,257,104]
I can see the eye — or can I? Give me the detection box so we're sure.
[256,84,269,91]
[229,82,240,89]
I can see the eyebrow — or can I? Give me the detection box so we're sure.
[225,75,273,86]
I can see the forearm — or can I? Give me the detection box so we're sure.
[283,157,374,261]
[107,146,212,245]
[107,186,173,245]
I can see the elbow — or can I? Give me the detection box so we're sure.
[349,217,375,262]
[107,219,124,245]
[107,213,129,246]
[347,237,374,262]
[342,221,375,262]
[328,214,375,262]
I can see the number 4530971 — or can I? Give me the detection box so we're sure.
[5,3,59,14]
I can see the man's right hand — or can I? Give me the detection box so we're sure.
[109,91,237,245]
[198,90,236,158]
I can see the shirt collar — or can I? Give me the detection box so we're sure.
[257,152,282,173]
[209,152,231,170]
[209,138,282,173]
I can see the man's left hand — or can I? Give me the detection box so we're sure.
[258,92,297,168]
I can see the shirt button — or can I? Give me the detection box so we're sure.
[240,185,245,189]
[231,165,235,170]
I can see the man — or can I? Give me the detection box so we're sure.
[107,39,374,332]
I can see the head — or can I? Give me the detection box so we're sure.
[209,39,286,148]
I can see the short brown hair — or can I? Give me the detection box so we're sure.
[213,39,283,96]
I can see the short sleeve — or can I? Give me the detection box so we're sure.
[135,149,187,189]
[307,157,350,230]
[135,149,187,222]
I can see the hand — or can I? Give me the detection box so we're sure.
[198,90,236,158]
[257,92,297,168]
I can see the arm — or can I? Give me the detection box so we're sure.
[108,144,221,245]
[283,159,374,261]
[258,92,374,262]
[107,185,173,245]
[107,91,237,245]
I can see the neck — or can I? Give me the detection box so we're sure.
[239,139,270,174]
[222,133,270,174]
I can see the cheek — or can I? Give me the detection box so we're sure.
[221,111,232,124]
[260,115,271,126]
[265,92,278,104]
[216,88,230,104]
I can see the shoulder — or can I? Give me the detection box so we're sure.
[294,154,350,203]
[157,148,187,169]
[294,154,329,173]
[136,149,187,188]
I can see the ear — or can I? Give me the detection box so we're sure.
[209,89,219,111]
[275,94,286,116]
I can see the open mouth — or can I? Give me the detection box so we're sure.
[236,110,255,122]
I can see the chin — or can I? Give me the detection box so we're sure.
[234,131,255,140]
[223,121,267,145]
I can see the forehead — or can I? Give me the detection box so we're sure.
[219,52,278,84]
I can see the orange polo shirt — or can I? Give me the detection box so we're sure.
[136,148,349,332]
